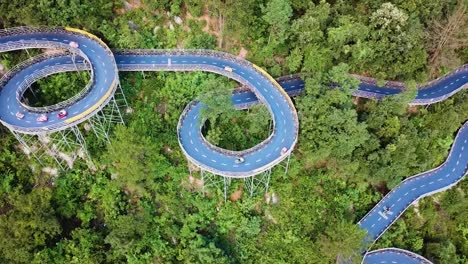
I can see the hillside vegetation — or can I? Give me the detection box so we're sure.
[0,0,467,263]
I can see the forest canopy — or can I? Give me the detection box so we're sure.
[0,0,467,263]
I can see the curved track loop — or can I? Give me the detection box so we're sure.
[0,27,119,133]
[0,27,467,263]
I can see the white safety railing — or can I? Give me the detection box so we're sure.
[0,50,70,87]
[0,26,119,134]
[16,62,93,113]
[363,248,433,264]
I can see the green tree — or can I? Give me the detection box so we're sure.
[262,0,293,44]
[0,189,61,263]
[317,221,368,263]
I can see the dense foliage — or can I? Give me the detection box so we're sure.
[0,0,467,263]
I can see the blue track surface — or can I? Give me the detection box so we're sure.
[363,248,432,264]
[0,27,467,263]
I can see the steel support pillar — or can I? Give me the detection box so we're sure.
[9,125,90,170]
[86,85,126,143]
[200,169,232,202]
[243,168,271,197]
[277,153,292,177]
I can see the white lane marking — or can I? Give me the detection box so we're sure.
[437,178,443,181]
[211,159,217,163]
[256,159,262,163]
[221,163,227,166]
[378,211,388,219]
[194,148,199,152]
[190,139,193,145]
[202,154,207,158]
[429,181,434,185]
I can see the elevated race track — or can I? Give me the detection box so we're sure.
[0,27,466,263]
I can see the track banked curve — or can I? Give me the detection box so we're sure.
[0,27,119,133]
[0,27,467,264]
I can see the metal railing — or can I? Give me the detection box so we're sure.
[0,48,94,113]
[363,248,432,264]
[0,26,119,134]
[0,51,70,88]
[16,62,93,113]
